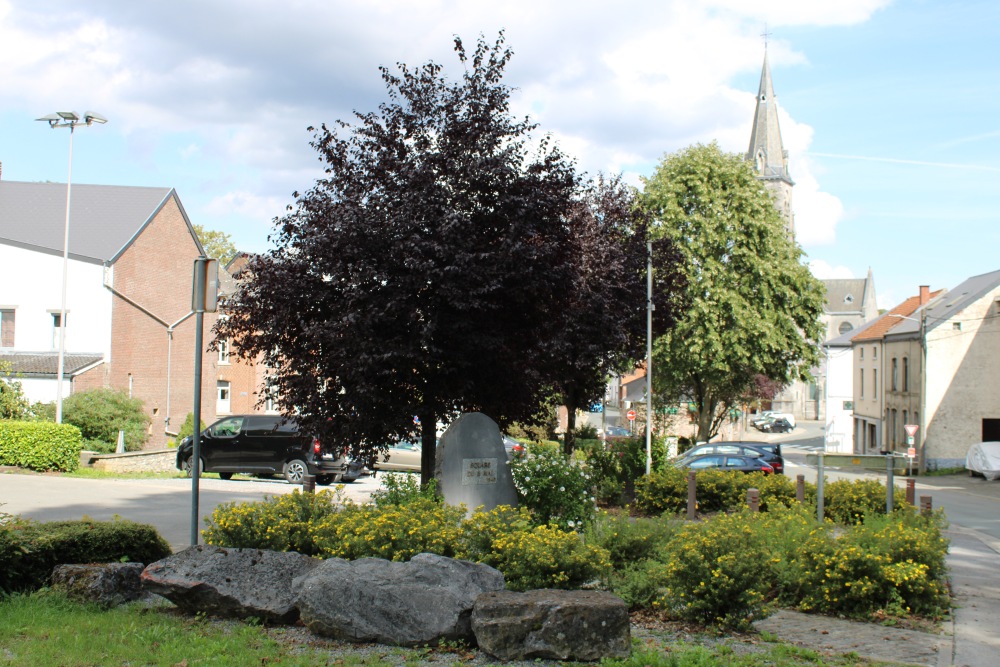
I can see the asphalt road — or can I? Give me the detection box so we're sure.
[0,471,382,551]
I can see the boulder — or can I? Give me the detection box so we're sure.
[51,563,146,608]
[294,552,505,646]
[472,589,631,661]
[141,545,318,622]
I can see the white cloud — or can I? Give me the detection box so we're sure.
[808,260,854,280]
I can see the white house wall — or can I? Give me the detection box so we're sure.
[0,246,112,355]
[924,288,1000,468]
[824,345,855,453]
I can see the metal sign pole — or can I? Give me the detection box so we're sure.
[189,256,218,546]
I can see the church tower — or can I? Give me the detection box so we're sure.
[747,51,795,236]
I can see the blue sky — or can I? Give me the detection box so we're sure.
[1,0,996,311]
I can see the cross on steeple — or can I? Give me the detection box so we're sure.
[761,24,772,51]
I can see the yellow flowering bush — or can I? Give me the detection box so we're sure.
[823,478,910,524]
[455,504,535,562]
[312,497,466,561]
[793,511,949,618]
[202,489,340,556]
[656,510,772,629]
[474,523,611,591]
[635,468,811,516]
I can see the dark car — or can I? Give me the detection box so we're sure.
[760,417,794,434]
[675,454,774,474]
[678,441,785,475]
[175,415,347,484]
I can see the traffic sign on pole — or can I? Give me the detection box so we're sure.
[904,424,919,438]
[626,409,637,421]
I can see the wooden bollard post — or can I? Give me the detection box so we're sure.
[687,471,697,521]
[906,478,916,506]
[303,474,316,493]
[748,488,760,512]
[796,474,805,503]
[920,495,933,516]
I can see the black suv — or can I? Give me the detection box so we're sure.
[175,415,347,484]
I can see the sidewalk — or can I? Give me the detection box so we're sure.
[753,525,1000,667]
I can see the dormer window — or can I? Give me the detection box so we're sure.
[844,294,854,304]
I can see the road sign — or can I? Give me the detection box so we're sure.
[904,424,919,438]
[907,447,916,458]
[626,409,637,421]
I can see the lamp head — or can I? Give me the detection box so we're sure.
[83,111,108,125]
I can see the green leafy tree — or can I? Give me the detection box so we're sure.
[61,388,151,452]
[193,224,238,266]
[641,143,825,441]
[216,34,595,486]
[0,362,30,420]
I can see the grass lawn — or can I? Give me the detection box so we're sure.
[0,591,906,667]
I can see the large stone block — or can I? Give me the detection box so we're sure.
[472,589,631,661]
[435,412,519,514]
[294,552,505,646]
[141,545,318,622]
[51,563,146,608]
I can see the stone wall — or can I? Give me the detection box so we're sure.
[85,449,177,474]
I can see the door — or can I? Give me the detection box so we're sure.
[984,419,1000,442]
[202,416,245,470]
[216,381,231,415]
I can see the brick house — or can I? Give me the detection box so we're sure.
[0,179,218,447]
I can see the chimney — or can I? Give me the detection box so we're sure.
[919,285,930,305]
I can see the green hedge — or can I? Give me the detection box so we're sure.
[0,518,172,595]
[0,421,83,472]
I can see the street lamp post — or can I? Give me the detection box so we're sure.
[36,111,107,423]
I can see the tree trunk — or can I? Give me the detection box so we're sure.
[563,403,577,456]
[419,411,437,489]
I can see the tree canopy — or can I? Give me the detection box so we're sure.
[193,225,238,266]
[216,34,644,483]
[641,142,825,441]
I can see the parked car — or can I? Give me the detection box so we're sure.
[175,415,347,484]
[760,417,794,434]
[674,454,774,474]
[502,435,525,460]
[602,426,633,437]
[676,441,784,475]
[965,442,1000,480]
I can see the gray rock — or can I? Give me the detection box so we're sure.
[295,552,505,646]
[51,563,146,608]
[435,412,519,514]
[141,545,319,622]
[472,589,631,662]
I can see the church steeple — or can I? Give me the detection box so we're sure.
[747,50,795,235]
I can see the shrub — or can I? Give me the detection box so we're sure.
[202,489,341,556]
[455,504,535,562]
[793,510,949,619]
[605,559,670,610]
[370,472,438,507]
[656,510,772,629]
[0,517,171,595]
[0,363,30,420]
[635,468,815,517]
[0,421,83,472]
[61,388,150,452]
[475,523,611,591]
[585,511,680,569]
[509,447,595,529]
[174,412,205,445]
[586,436,668,505]
[823,478,909,524]
[312,497,466,561]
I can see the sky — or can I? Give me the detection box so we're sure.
[1,0,997,311]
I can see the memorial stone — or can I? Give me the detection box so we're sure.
[435,412,519,513]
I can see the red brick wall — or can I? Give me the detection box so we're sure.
[108,194,218,448]
[73,363,108,393]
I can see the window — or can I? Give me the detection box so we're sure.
[873,369,878,398]
[891,409,897,446]
[891,358,898,391]
[217,380,231,414]
[50,312,66,349]
[860,347,864,360]
[903,357,909,392]
[872,346,877,360]
[860,369,864,398]
[953,322,962,331]
[218,338,230,364]
[839,321,854,335]
[903,410,908,433]
[0,309,14,347]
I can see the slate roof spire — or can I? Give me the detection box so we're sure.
[747,50,793,186]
